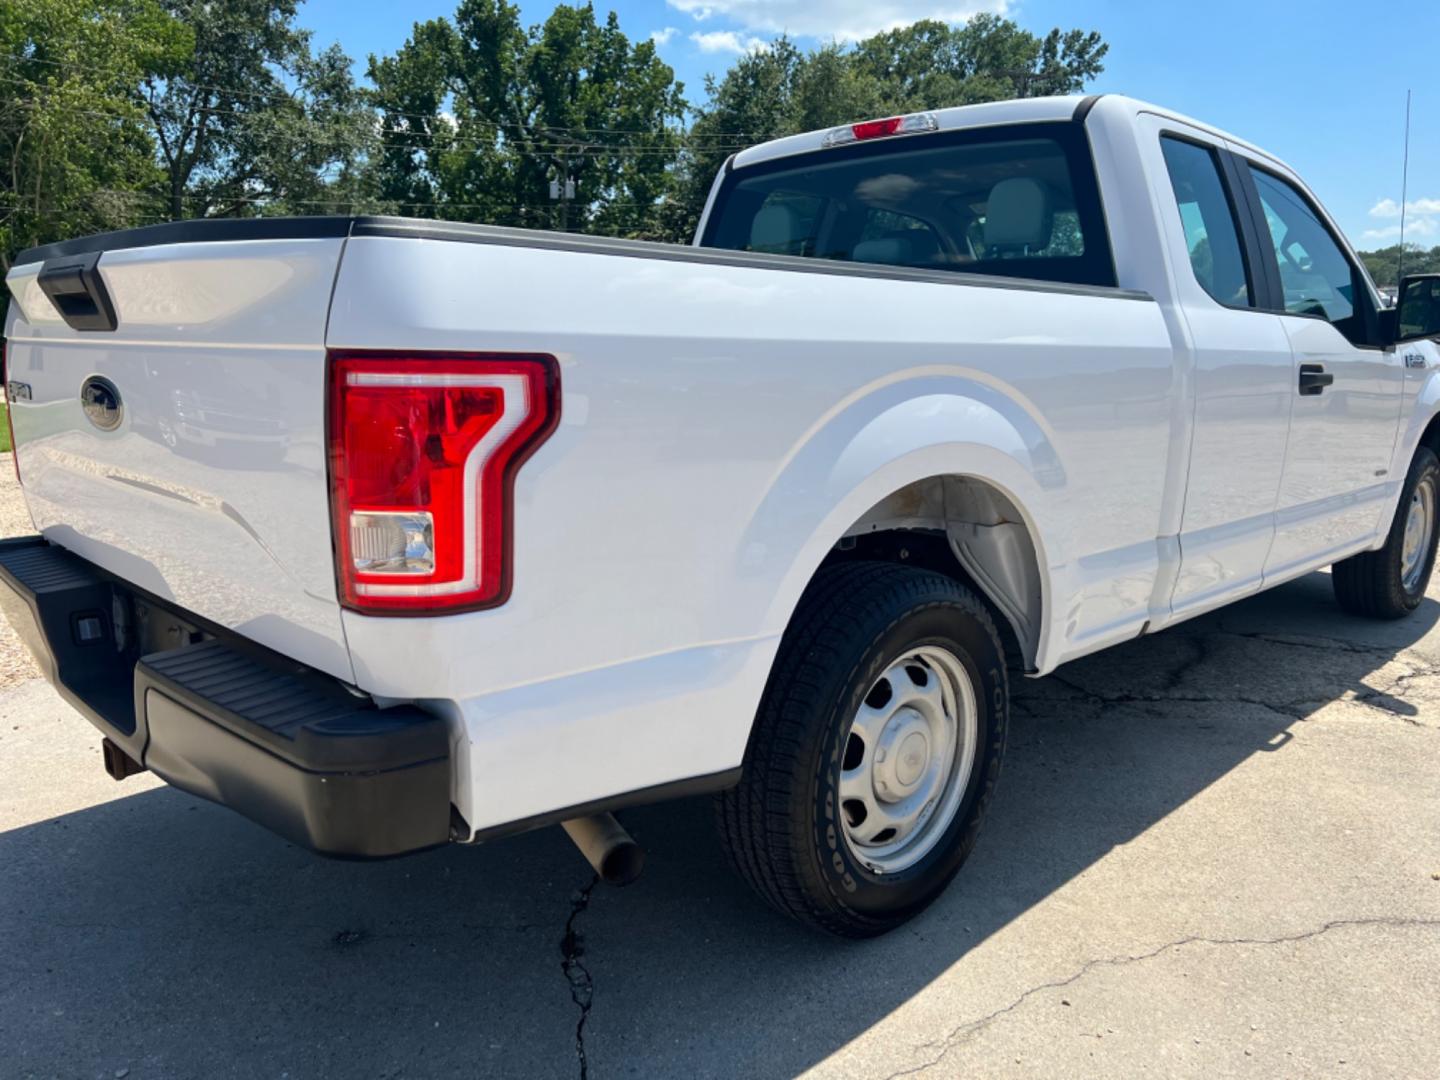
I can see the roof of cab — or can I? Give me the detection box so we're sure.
[730,94,1293,177]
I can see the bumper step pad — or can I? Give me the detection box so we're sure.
[0,537,452,857]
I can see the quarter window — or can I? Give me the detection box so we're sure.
[1159,137,1253,308]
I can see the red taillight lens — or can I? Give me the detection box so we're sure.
[328,351,560,614]
[822,112,938,148]
[851,117,904,141]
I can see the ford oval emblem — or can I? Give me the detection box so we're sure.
[80,375,123,432]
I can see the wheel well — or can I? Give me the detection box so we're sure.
[1420,413,1440,460]
[821,476,1043,670]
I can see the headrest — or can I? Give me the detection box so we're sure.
[852,229,941,267]
[750,203,801,254]
[984,178,1053,251]
[852,237,909,265]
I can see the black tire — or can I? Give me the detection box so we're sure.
[1333,446,1440,619]
[715,561,1008,938]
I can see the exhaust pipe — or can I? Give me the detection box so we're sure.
[101,738,146,781]
[561,812,645,886]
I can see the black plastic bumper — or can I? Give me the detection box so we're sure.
[0,536,452,858]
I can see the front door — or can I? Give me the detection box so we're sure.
[1237,161,1405,578]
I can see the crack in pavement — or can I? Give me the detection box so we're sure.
[879,915,1440,1080]
[1022,619,1440,728]
[560,874,600,1080]
[1036,671,1314,723]
[1205,624,1423,658]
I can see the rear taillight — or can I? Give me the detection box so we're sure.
[822,112,939,148]
[327,350,560,614]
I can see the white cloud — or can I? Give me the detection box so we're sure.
[1362,218,1439,244]
[667,0,1008,42]
[1365,195,1440,243]
[690,29,770,53]
[1369,196,1440,219]
[650,26,679,46]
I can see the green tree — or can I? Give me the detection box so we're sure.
[853,16,1107,108]
[368,0,685,235]
[1359,243,1440,288]
[0,0,187,270]
[655,38,800,242]
[141,0,374,220]
[668,15,1108,242]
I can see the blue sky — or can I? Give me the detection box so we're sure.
[298,0,1440,250]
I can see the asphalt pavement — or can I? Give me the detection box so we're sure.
[2,570,1438,1079]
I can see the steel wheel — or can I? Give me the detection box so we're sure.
[716,561,1008,936]
[1334,446,1440,619]
[1400,475,1436,593]
[838,644,978,875]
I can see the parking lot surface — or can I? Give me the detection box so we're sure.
[2,463,1438,1077]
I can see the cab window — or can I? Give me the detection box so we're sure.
[1247,166,1369,343]
[1159,137,1253,308]
[701,122,1117,288]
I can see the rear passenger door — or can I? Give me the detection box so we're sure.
[1143,119,1295,617]
[1233,158,1405,577]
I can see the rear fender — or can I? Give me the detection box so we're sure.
[740,374,1059,666]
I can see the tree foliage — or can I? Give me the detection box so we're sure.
[671,16,1108,240]
[2,0,1110,267]
[142,0,375,219]
[1359,243,1440,288]
[0,0,188,270]
[367,0,685,235]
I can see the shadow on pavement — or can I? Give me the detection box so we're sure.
[2,572,1436,1079]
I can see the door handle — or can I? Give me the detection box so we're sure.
[1298,363,1333,396]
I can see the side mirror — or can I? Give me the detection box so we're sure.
[1395,273,1440,343]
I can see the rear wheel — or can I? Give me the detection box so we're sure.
[1333,446,1440,618]
[715,561,1008,938]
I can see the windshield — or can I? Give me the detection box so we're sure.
[700,121,1116,289]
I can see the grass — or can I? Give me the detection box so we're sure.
[0,402,10,453]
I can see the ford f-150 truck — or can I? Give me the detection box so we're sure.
[5,95,1440,937]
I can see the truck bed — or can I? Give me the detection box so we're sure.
[6,213,1172,832]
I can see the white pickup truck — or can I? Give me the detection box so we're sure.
[4,95,1440,937]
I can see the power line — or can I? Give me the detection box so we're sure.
[1,80,757,158]
[0,190,682,213]
[0,50,783,140]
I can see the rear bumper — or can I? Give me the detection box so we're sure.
[0,536,452,858]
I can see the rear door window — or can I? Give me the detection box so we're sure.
[701,122,1117,288]
[1159,137,1254,307]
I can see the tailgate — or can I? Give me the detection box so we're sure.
[3,226,353,681]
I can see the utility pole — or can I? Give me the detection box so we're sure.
[549,171,576,232]
[548,138,579,233]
